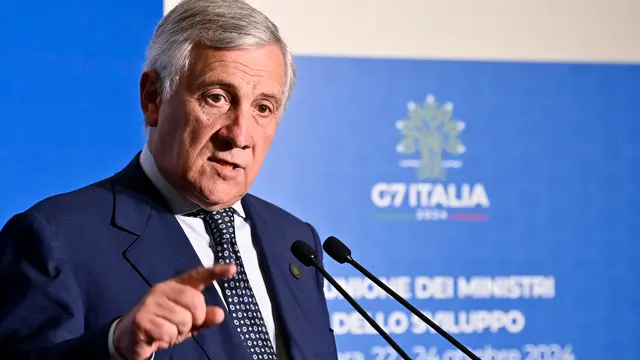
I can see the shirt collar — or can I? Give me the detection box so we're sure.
[139,144,245,218]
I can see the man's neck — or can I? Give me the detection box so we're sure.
[139,144,200,215]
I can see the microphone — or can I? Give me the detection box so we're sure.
[323,236,481,360]
[290,240,411,360]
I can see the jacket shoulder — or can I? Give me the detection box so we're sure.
[24,178,114,223]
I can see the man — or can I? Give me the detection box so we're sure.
[0,0,338,359]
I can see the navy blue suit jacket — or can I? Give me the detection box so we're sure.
[0,155,337,359]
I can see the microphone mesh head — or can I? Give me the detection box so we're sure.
[291,240,316,267]
[323,236,351,264]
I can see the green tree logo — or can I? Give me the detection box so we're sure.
[396,94,466,180]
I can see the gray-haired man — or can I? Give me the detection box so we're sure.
[0,1,338,359]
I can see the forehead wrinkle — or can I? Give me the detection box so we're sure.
[205,58,271,77]
[202,60,270,86]
[226,61,271,87]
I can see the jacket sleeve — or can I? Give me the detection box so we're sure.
[0,211,113,359]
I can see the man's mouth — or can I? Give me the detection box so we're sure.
[211,157,239,170]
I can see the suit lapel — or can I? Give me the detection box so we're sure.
[110,155,249,360]
[241,196,315,360]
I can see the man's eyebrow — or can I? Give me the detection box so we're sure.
[196,79,238,92]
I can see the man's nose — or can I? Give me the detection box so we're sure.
[217,107,253,149]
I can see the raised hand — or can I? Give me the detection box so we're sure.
[113,264,236,360]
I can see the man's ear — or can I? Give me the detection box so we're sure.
[140,70,162,128]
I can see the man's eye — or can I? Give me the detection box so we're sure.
[208,94,226,104]
[257,104,272,114]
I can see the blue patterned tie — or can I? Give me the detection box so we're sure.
[191,208,277,360]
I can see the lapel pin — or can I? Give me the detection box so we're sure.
[289,263,302,279]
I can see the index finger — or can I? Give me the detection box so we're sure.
[174,264,237,290]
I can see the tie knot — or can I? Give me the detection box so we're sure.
[207,208,235,223]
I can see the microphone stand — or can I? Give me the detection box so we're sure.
[309,257,412,360]
[291,240,412,360]
[346,255,481,360]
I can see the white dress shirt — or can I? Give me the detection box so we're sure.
[108,145,284,359]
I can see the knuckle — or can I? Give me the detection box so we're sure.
[189,295,207,324]
[132,311,148,328]
[135,318,157,340]
[192,266,207,276]
[160,323,178,343]
[193,290,205,304]
[138,319,154,336]
[176,286,202,309]
[177,311,193,332]
[182,266,205,280]
[186,288,205,308]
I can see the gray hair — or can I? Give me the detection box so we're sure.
[144,0,296,103]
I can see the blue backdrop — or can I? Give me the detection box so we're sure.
[2,1,639,359]
[0,0,158,222]
[253,57,640,360]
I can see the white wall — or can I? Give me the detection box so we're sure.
[164,0,640,63]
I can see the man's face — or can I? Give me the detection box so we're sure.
[140,43,286,210]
